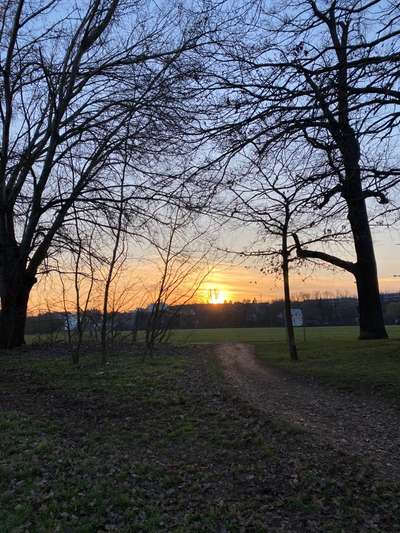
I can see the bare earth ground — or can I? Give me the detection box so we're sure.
[216,343,400,481]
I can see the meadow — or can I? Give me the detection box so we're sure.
[170,324,400,344]
[2,341,400,531]
[28,325,400,398]
[171,325,400,399]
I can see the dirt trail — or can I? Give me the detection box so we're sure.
[216,343,400,480]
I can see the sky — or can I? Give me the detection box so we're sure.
[29,222,400,315]
[193,218,400,304]
[197,232,400,304]
[21,0,400,315]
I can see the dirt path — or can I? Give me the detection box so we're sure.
[216,343,400,480]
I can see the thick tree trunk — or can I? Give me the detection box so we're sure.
[0,234,35,349]
[293,163,387,340]
[355,266,387,339]
[0,275,33,348]
[347,195,387,339]
[344,168,387,340]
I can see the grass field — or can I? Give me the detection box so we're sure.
[169,325,400,399]
[28,325,400,398]
[1,345,400,531]
[169,324,400,344]
[28,324,400,346]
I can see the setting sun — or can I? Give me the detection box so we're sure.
[208,288,230,304]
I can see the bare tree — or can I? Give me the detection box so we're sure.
[71,218,98,364]
[59,269,72,346]
[226,151,347,360]
[100,161,128,362]
[0,0,212,348]
[56,212,101,364]
[143,204,214,352]
[206,0,400,339]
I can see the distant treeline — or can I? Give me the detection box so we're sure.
[26,293,400,335]
[172,294,400,329]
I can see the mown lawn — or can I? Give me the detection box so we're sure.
[170,326,400,400]
[251,327,400,400]
[170,324,400,344]
[1,344,400,531]
[29,324,400,346]
[27,325,400,400]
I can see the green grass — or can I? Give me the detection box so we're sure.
[169,324,400,344]
[28,325,400,399]
[2,345,400,531]
[29,324,399,345]
[255,330,400,399]
[27,324,400,347]
[168,325,400,399]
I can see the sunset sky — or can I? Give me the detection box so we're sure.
[29,224,400,314]
[3,0,397,324]
[191,222,400,304]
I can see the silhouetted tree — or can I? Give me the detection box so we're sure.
[143,203,214,352]
[226,151,347,360]
[208,0,400,339]
[0,0,212,348]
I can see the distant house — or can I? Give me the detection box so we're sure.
[145,302,169,314]
[382,293,400,303]
[64,313,78,331]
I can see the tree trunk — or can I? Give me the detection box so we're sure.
[0,233,36,348]
[345,170,387,339]
[100,310,107,366]
[334,36,387,339]
[282,235,298,361]
[0,274,33,348]
[293,164,387,340]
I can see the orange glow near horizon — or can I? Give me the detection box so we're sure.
[207,288,231,304]
[27,259,400,315]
